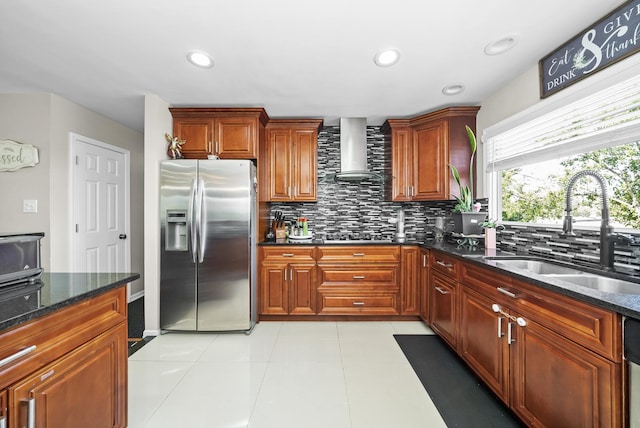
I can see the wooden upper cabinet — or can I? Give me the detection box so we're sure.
[171,117,214,159]
[382,106,479,202]
[413,119,447,200]
[264,119,322,202]
[169,107,269,159]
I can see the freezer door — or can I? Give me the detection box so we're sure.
[197,160,254,331]
[160,160,198,331]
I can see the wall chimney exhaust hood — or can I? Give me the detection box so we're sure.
[322,117,384,183]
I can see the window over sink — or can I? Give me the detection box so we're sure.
[483,73,640,230]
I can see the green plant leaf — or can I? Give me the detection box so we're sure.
[465,125,477,156]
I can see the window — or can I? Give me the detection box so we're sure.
[483,73,640,229]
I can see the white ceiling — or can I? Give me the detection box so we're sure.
[0,0,626,132]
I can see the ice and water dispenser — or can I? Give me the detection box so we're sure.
[165,210,188,251]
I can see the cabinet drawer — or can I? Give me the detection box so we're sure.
[318,266,398,287]
[0,287,126,390]
[430,251,459,278]
[261,246,316,262]
[317,246,400,263]
[318,294,399,315]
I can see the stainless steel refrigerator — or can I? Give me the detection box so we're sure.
[160,159,257,332]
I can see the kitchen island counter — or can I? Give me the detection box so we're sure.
[0,272,140,333]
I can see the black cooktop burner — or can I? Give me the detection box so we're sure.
[323,233,391,243]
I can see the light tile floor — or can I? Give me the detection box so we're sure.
[128,321,447,428]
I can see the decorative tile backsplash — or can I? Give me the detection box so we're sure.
[497,224,640,275]
[268,125,640,273]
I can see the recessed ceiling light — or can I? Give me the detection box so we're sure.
[374,49,400,67]
[442,84,465,96]
[484,35,518,56]
[186,50,214,68]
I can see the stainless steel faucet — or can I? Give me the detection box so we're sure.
[562,170,630,270]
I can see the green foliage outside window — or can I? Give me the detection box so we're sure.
[501,142,640,229]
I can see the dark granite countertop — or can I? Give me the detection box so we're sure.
[260,238,640,319]
[0,272,140,333]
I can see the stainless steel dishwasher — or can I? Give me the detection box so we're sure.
[626,318,640,427]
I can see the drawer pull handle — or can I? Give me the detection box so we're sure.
[353,275,365,279]
[352,253,365,257]
[0,345,36,368]
[282,253,295,257]
[352,302,365,306]
[436,260,453,268]
[497,287,518,299]
[435,286,449,295]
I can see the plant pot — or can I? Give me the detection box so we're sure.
[484,228,496,249]
[452,212,487,235]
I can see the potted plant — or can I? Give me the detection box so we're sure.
[450,125,486,235]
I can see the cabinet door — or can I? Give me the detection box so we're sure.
[429,270,458,349]
[173,117,214,159]
[459,287,509,402]
[390,127,413,201]
[9,323,127,428]
[413,119,447,200]
[400,246,419,315]
[291,128,317,201]
[510,318,622,428]
[215,116,257,159]
[260,262,289,315]
[266,128,292,201]
[419,249,430,321]
[289,263,316,315]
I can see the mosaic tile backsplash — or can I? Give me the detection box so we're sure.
[268,125,640,273]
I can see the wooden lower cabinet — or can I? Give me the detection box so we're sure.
[9,323,127,428]
[400,246,420,315]
[429,270,458,348]
[260,247,316,315]
[317,246,400,316]
[459,286,509,402]
[511,318,621,428]
[452,258,623,428]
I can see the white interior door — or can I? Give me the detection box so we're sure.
[72,134,130,277]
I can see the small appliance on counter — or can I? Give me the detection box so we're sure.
[0,233,44,288]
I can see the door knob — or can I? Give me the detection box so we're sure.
[119,234,127,239]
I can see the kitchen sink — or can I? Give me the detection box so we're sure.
[544,274,640,295]
[488,258,586,275]
[484,256,640,295]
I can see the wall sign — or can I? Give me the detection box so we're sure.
[0,139,39,172]
[539,0,640,98]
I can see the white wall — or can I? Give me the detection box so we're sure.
[143,94,172,336]
[0,94,53,267]
[0,93,145,296]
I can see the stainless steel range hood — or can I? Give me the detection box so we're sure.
[324,117,384,183]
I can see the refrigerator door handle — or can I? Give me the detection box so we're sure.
[188,177,198,263]
[197,178,206,263]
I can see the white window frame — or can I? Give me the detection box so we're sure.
[481,56,640,230]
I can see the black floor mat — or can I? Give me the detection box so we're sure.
[394,334,524,428]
